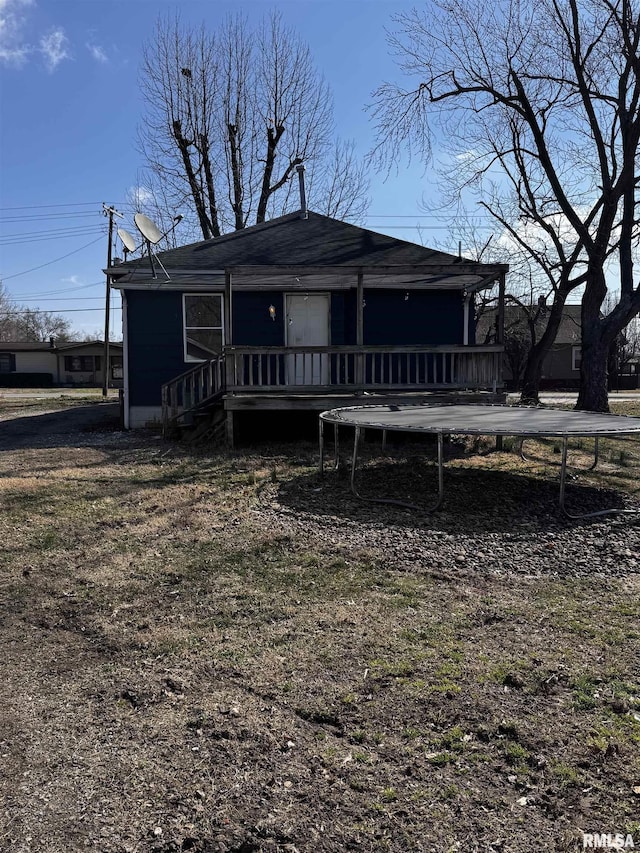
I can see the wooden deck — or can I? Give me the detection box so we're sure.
[224,389,506,411]
[161,344,505,440]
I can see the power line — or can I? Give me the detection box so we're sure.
[0,212,104,223]
[5,296,119,303]
[7,282,104,298]
[0,306,122,315]
[1,236,105,281]
[0,229,105,247]
[0,202,107,211]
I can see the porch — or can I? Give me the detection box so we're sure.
[161,343,505,442]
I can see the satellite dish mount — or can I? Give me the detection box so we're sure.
[133,213,184,280]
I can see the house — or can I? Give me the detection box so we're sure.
[0,340,123,388]
[107,210,508,443]
[477,304,583,389]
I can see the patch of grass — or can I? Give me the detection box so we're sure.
[379,787,398,803]
[571,675,601,710]
[504,741,531,767]
[549,761,582,788]
[349,730,367,745]
[425,751,455,766]
[429,725,467,755]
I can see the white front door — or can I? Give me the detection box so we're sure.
[285,293,330,385]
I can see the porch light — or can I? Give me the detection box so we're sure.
[269,304,276,321]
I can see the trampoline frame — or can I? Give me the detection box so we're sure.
[318,404,640,519]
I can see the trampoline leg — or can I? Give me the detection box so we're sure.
[349,426,445,514]
[519,437,529,462]
[350,426,362,495]
[434,432,445,512]
[559,435,638,518]
[320,419,341,475]
[382,429,388,453]
[589,436,599,471]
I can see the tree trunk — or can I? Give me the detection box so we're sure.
[576,331,610,411]
[519,347,545,405]
[227,124,245,231]
[200,133,221,238]
[173,120,213,240]
[518,292,569,405]
[256,124,285,224]
[576,266,609,411]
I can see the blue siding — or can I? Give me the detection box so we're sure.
[363,289,464,346]
[126,286,469,406]
[233,292,285,346]
[126,290,186,407]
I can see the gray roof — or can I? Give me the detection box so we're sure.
[0,342,54,351]
[110,210,507,290]
[0,341,122,352]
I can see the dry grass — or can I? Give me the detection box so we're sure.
[1,399,639,852]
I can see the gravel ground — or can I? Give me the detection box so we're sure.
[255,450,640,581]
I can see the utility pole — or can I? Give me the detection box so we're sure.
[102,204,123,398]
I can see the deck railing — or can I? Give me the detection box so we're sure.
[161,355,225,434]
[225,345,504,393]
[161,345,504,434]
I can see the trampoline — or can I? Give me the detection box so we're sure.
[318,403,640,519]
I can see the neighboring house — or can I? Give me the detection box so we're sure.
[0,340,123,388]
[477,304,583,389]
[107,210,509,441]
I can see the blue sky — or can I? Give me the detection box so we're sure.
[0,0,474,337]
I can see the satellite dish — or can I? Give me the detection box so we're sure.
[117,228,137,253]
[134,213,163,245]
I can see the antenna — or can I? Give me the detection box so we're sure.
[295,162,308,220]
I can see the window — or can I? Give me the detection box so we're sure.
[184,294,224,361]
[110,356,123,380]
[0,354,13,373]
[64,355,101,372]
[572,346,582,372]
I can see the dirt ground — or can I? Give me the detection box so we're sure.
[1,399,639,853]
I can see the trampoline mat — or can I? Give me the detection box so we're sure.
[320,403,640,438]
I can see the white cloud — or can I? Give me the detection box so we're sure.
[0,1,70,71]
[130,185,154,207]
[61,275,82,285]
[0,0,34,66]
[40,27,69,71]
[86,41,107,63]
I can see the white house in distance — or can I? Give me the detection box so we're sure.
[0,340,123,387]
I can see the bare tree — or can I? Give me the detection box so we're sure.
[0,283,71,342]
[138,12,369,239]
[371,0,640,411]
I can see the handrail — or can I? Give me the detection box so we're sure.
[161,355,225,435]
[225,344,504,354]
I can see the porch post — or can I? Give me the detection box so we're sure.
[496,271,506,451]
[497,272,506,345]
[226,411,235,449]
[224,269,233,391]
[463,292,471,346]
[356,271,364,387]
